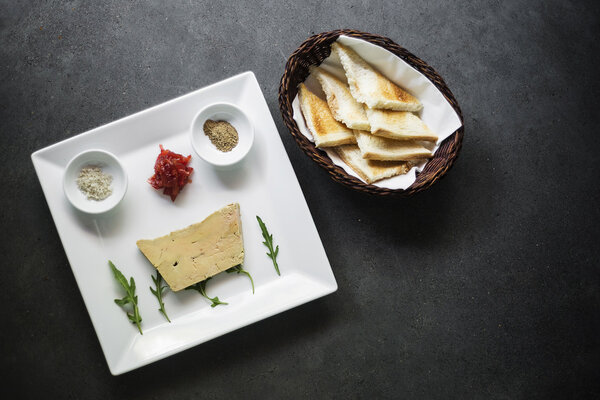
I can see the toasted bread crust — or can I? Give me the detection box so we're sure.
[298,83,356,147]
[354,130,433,161]
[367,108,438,142]
[371,128,437,142]
[312,67,370,130]
[332,42,423,112]
[336,145,410,183]
[381,82,417,104]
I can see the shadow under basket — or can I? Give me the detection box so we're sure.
[278,29,464,196]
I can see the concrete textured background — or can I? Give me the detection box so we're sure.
[1,0,599,398]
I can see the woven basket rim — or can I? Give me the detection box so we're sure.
[278,29,464,196]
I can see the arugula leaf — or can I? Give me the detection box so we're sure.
[109,260,143,335]
[256,215,280,275]
[150,272,171,322]
[185,278,228,307]
[226,264,255,293]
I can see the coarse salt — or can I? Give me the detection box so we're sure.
[77,166,113,200]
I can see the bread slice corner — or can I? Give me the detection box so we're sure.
[297,83,356,148]
[335,144,411,184]
[331,42,423,112]
[366,108,438,142]
[312,67,370,131]
[354,130,433,161]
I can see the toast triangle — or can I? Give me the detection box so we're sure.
[335,144,411,184]
[298,83,356,148]
[332,42,422,112]
[311,67,370,130]
[354,130,433,161]
[366,108,438,141]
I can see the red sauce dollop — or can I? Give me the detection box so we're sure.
[148,145,193,201]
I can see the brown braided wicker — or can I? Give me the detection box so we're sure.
[278,29,464,196]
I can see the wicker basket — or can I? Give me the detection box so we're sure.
[278,29,464,196]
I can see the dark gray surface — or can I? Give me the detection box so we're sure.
[2,0,599,398]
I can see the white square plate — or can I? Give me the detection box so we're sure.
[31,72,337,375]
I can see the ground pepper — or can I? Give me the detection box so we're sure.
[203,120,239,152]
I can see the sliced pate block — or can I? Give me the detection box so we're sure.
[136,203,244,292]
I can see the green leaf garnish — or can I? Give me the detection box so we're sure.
[150,272,171,322]
[185,278,228,307]
[226,264,255,293]
[109,260,143,335]
[256,215,280,275]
